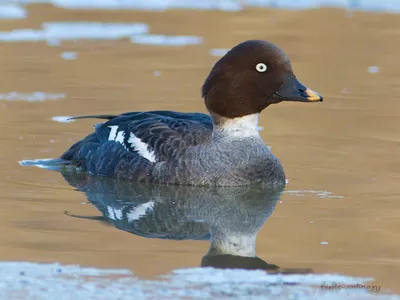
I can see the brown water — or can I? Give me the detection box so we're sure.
[1,5,400,294]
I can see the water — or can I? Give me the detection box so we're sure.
[1,2,400,299]
[0,175,394,299]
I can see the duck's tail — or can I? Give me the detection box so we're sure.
[67,114,117,121]
[19,158,74,172]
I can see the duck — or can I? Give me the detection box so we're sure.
[52,40,323,186]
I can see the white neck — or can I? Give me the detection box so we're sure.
[215,113,261,137]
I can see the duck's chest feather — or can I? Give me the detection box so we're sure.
[151,135,286,186]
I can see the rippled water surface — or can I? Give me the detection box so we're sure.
[1,2,400,299]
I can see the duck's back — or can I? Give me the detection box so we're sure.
[61,111,214,182]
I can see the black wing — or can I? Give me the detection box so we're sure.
[61,111,213,179]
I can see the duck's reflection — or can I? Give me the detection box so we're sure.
[62,173,312,274]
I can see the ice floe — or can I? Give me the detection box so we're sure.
[7,0,400,13]
[131,34,203,46]
[0,4,27,19]
[209,48,229,57]
[0,261,397,300]
[60,51,77,60]
[368,66,380,73]
[0,92,65,102]
[0,22,149,43]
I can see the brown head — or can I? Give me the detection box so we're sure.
[202,40,322,119]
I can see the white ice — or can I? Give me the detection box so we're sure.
[0,22,149,43]
[0,4,27,19]
[7,0,400,13]
[0,92,65,102]
[0,261,397,300]
[131,34,203,46]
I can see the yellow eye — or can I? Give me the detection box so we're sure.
[256,63,267,73]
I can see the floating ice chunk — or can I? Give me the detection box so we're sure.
[368,66,379,73]
[209,48,229,57]
[131,34,203,46]
[321,241,329,245]
[245,0,328,10]
[51,0,242,11]
[245,0,400,13]
[52,116,75,123]
[60,51,77,60]
[0,262,131,277]
[0,92,65,102]
[0,4,27,19]
[347,0,400,13]
[0,29,47,42]
[169,0,242,11]
[52,0,168,10]
[42,22,149,40]
[0,261,388,300]
[6,0,400,13]
[171,267,373,285]
[0,22,149,43]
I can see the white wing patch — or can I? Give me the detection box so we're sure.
[113,208,123,220]
[106,206,123,221]
[128,133,156,163]
[115,131,125,144]
[127,201,155,222]
[107,125,156,162]
[108,125,118,141]
[114,131,128,150]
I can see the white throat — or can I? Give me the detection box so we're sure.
[216,113,261,137]
[208,232,257,257]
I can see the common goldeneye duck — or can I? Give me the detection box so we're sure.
[53,40,323,186]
